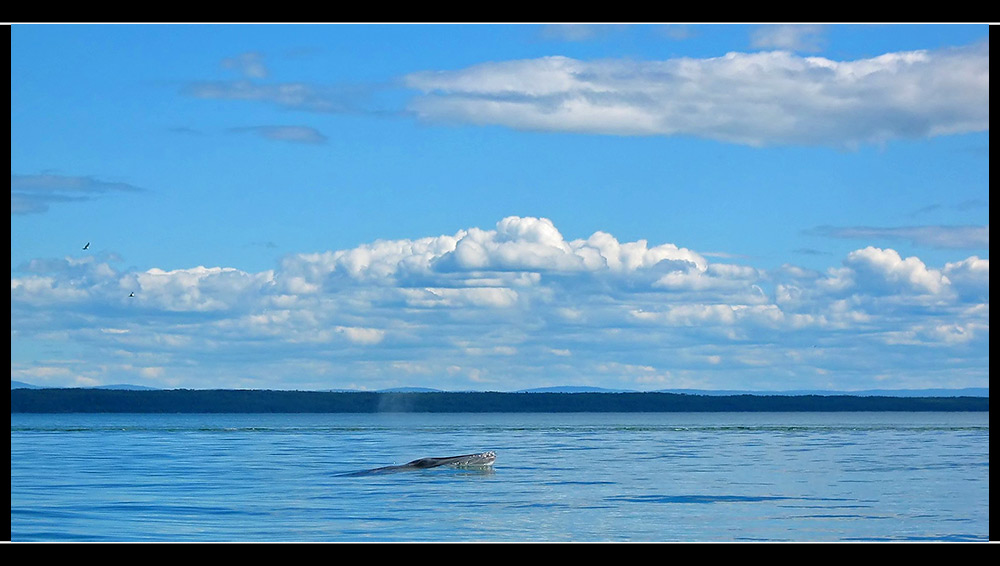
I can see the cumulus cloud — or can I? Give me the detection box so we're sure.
[942,256,990,302]
[275,217,709,296]
[130,266,276,312]
[11,173,145,215]
[403,41,989,147]
[10,216,989,391]
[843,246,951,295]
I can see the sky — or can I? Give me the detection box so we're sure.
[10,23,990,392]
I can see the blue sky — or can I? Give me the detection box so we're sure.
[10,23,989,392]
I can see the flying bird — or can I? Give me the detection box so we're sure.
[82,242,90,250]
[129,292,135,298]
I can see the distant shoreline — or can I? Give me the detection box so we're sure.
[10,389,989,413]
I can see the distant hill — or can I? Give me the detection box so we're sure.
[11,381,159,391]
[654,387,990,398]
[10,381,988,398]
[517,386,636,393]
[11,388,989,413]
[514,385,990,397]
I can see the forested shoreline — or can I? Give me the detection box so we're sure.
[10,388,989,413]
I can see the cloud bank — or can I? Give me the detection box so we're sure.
[182,41,988,149]
[403,42,989,147]
[11,217,989,391]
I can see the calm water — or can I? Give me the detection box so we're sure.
[10,412,990,542]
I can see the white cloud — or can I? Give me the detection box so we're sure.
[652,262,761,293]
[400,286,520,309]
[631,303,796,329]
[843,246,951,295]
[133,266,276,312]
[404,41,989,147]
[277,216,708,290]
[336,326,386,345]
[10,274,89,303]
[881,321,987,346]
[183,41,988,149]
[10,217,989,391]
[943,256,989,284]
[943,256,989,301]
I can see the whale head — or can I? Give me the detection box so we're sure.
[451,451,496,467]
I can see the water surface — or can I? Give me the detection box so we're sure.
[10,412,989,541]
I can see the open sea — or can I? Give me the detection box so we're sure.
[10,411,990,542]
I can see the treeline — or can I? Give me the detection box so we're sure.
[9,388,989,413]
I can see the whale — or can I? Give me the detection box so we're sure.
[343,451,496,476]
